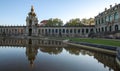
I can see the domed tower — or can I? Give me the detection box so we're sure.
[25,5,38,36]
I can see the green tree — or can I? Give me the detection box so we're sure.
[81,18,95,25]
[64,18,83,26]
[88,18,94,25]
[81,18,88,25]
[46,18,63,26]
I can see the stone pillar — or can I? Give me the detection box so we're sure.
[118,24,120,30]
[64,29,66,37]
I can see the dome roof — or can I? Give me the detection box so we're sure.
[28,12,36,16]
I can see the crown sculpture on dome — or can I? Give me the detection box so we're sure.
[29,5,36,16]
[31,5,34,12]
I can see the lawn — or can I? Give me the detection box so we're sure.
[65,38,120,47]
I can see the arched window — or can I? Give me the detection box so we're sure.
[59,29,61,32]
[98,19,100,24]
[49,29,51,33]
[97,19,99,25]
[3,29,5,32]
[52,29,54,33]
[59,29,62,36]
[29,28,32,36]
[74,29,76,33]
[62,29,65,33]
[96,29,98,33]
[70,29,72,33]
[90,29,93,32]
[115,25,119,31]
[105,27,107,32]
[78,29,80,33]
[45,29,47,34]
[55,29,58,33]
[114,12,119,20]
[101,27,104,32]
[42,29,44,33]
[82,29,84,34]
[101,18,104,23]
[15,29,17,33]
[109,15,112,22]
[105,16,109,22]
[66,29,69,33]
[86,29,89,33]
[99,28,100,32]
[95,20,97,25]
[6,29,8,33]
[9,29,11,33]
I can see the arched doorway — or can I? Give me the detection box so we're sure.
[90,29,93,33]
[102,27,104,32]
[105,27,107,32]
[59,29,62,37]
[29,28,32,36]
[115,25,118,31]
[109,26,112,32]
[82,29,84,34]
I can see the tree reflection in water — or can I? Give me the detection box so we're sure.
[40,47,63,55]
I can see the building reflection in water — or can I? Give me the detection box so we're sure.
[0,38,120,71]
[26,39,38,67]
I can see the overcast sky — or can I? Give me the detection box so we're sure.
[0,0,120,25]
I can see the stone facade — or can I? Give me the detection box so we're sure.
[95,4,120,38]
[0,26,25,36]
[37,26,94,37]
[0,4,120,38]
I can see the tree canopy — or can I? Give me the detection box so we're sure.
[44,18,63,26]
[81,18,94,25]
[64,18,83,26]
[64,18,95,26]
[40,18,94,27]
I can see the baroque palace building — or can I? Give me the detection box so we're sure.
[0,4,120,38]
[95,4,120,38]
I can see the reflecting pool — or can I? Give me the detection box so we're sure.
[0,38,119,71]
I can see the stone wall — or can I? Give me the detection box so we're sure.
[69,41,117,51]
[116,47,120,66]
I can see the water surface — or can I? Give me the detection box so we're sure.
[0,38,119,71]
